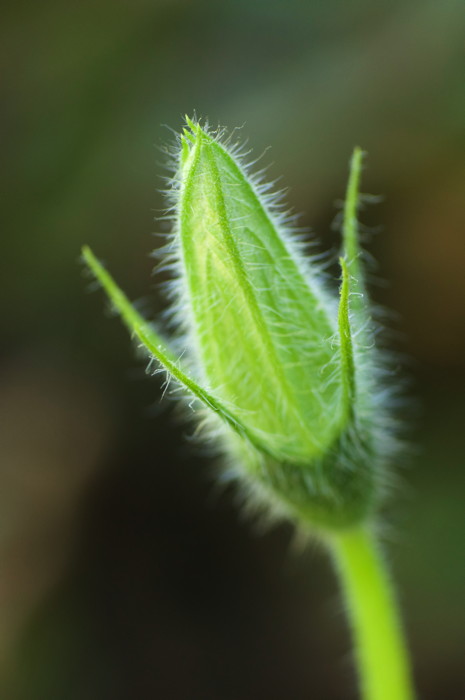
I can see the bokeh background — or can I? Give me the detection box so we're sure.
[2,1,465,698]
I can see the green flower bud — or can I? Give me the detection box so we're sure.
[178,121,341,460]
[83,118,398,532]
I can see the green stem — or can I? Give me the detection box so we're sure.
[329,527,415,700]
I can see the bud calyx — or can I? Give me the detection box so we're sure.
[83,119,398,531]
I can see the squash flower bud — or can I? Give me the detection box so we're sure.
[83,118,397,532]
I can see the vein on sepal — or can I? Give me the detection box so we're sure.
[338,257,356,416]
[342,148,363,271]
[342,147,369,321]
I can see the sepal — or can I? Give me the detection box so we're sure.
[82,246,265,449]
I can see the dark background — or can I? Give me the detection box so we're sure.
[1,1,465,698]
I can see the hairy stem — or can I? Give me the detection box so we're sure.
[329,527,415,700]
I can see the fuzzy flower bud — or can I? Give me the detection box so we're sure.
[83,118,398,532]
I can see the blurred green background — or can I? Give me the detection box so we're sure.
[1,1,465,698]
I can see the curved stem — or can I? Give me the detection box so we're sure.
[329,527,415,700]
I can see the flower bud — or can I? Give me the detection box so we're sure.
[83,119,397,532]
[178,121,346,459]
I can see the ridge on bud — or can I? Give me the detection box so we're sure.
[83,119,398,531]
